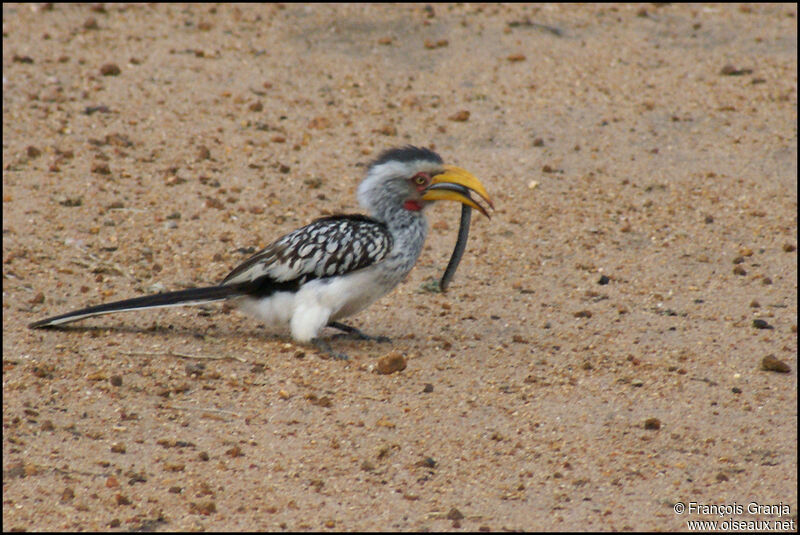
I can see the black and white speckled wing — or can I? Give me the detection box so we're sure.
[222,215,392,295]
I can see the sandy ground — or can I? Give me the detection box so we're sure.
[3,3,797,532]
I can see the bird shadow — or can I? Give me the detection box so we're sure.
[30,316,388,357]
[29,314,284,343]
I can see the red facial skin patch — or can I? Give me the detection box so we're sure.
[404,200,424,211]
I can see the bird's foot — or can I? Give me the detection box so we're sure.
[328,321,391,343]
[312,338,350,361]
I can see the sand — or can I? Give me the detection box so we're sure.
[3,3,796,531]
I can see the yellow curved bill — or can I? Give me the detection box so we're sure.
[422,165,494,217]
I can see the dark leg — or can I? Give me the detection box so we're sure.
[312,338,350,361]
[328,321,391,343]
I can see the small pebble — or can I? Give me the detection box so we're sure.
[225,445,244,457]
[84,105,111,115]
[92,162,111,175]
[314,396,333,408]
[761,355,790,373]
[447,508,464,521]
[60,487,75,502]
[423,383,434,393]
[377,124,397,136]
[308,116,330,129]
[100,63,121,76]
[644,418,661,430]
[421,457,437,468]
[110,375,123,387]
[598,274,610,285]
[360,460,375,472]
[375,417,395,428]
[192,501,216,515]
[105,133,133,147]
[720,64,753,76]
[376,351,407,374]
[752,319,773,330]
[185,363,204,377]
[5,462,25,479]
[424,39,448,49]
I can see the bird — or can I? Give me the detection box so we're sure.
[29,146,493,358]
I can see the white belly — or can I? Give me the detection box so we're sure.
[234,266,397,343]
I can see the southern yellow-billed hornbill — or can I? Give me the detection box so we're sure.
[29,146,493,358]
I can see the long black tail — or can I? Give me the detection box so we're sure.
[28,285,241,329]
